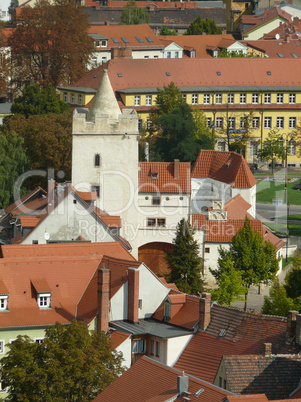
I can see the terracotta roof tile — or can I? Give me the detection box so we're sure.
[31,278,51,293]
[243,39,301,58]
[93,355,232,401]
[224,195,252,220]
[109,330,130,350]
[192,150,257,189]
[75,191,97,201]
[242,7,291,36]
[4,187,47,215]
[139,161,191,193]
[223,355,301,399]
[20,216,40,228]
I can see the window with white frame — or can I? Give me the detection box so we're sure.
[289,93,296,104]
[63,92,67,103]
[70,93,75,104]
[101,57,107,64]
[191,94,198,105]
[156,341,160,356]
[240,93,246,104]
[151,340,155,355]
[264,93,271,104]
[95,40,100,48]
[264,117,272,129]
[216,117,223,129]
[78,94,82,106]
[133,339,145,354]
[0,296,8,311]
[240,117,246,128]
[250,142,257,155]
[203,94,210,104]
[34,338,45,344]
[164,301,171,321]
[0,340,5,354]
[228,117,235,129]
[134,95,141,106]
[289,141,296,155]
[206,117,212,127]
[167,51,171,58]
[145,95,152,106]
[38,293,51,309]
[289,117,297,129]
[101,40,107,47]
[147,218,166,227]
[252,117,260,128]
[228,93,234,104]
[216,94,222,104]
[277,93,283,104]
[276,117,284,129]
[217,141,225,151]
[147,119,152,130]
[252,93,259,104]
[175,51,179,58]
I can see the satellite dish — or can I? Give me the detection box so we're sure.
[275,33,280,40]
[44,232,50,241]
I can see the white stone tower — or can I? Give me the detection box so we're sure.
[72,69,139,255]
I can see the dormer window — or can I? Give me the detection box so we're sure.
[164,301,171,322]
[38,293,51,309]
[0,296,8,311]
[151,172,158,179]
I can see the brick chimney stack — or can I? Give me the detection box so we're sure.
[199,293,211,331]
[264,343,272,357]
[286,310,298,344]
[127,268,139,323]
[97,267,110,333]
[174,159,180,180]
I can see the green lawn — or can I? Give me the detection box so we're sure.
[283,257,293,269]
[264,222,301,236]
[256,180,301,205]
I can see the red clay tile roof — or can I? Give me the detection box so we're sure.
[75,191,97,201]
[243,39,301,58]
[242,7,291,36]
[31,278,51,293]
[93,355,232,401]
[20,216,40,228]
[192,150,257,189]
[0,280,9,294]
[0,242,136,261]
[226,395,268,401]
[224,195,252,220]
[263,17,301,40]
[104,0,199,8]
[139,161,191,193]
[109,330,130,350]
[4,187,47,215]
[222,354,301,400]
[158,277,179,291]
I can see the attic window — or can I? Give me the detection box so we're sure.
[146,36,154,43]
[0,295,8,311]
[166,72,171,76]
[112,37,119,44]
[194,389,204,397]
[122,37,129,44]
[163,301,171,322]
[136,37,144,43]
[38,293,51,309]
[151,172,158,179]
[277,53,284,58]
[291,53,298,58]
[267,71,271,75]
[216,71,221,76]
[117,73,122,77]
[94,74,98,79]
[219,329,226,337]
[296,41,301,46]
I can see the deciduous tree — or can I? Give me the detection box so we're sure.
[257,129,286,174]
[210,217,279,310]
[11,84,69,118]
[166,218,205,295]
[8,0,94,92]
[1,320,124,401]
[120,0,150,25]
[185,16,222,35]
[261,281,301,317]
[284,250,301,299]
[159,26,178,36]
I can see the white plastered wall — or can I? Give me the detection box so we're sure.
[167,334,193,366]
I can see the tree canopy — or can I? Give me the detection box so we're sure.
[0,131,29,208]
[185,16,222,35]
[166,218,205,295]
[11,84,69,118]
[120,0,150,25]
[159,26,178,36]
[210,217,279,310]
[261,281,301,317]
[257,129,286,174]
[1,320,124,401]
[284,250,301,299]
[153,82,186,118]
[0,22,10,98]
[8,0,94,91]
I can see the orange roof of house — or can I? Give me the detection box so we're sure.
[94,355,232,401]
[0,242,136,261]
[192,150,257,189]
[5,187,47,215]
[88,24,164,49]
[242,7,291,36]
[243,39,301,58]
[75,191,97,201]
[263,17,301,40]
[159,34,235,58]
[139,161,191,193]
[20,216,40,228]
[104,0,199,8]
[109,330,130,350]
[224,195,252,220]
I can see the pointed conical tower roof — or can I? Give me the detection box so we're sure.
[87,68,121,121]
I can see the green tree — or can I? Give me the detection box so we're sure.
[153,82,185,118]
[261,281,301,317]
[0,22,10,98]
[8,0,94,92]
[153,103,212,163]
[185,16,222,35]
[159,25,178,36]
[218,49,260,58]
[210,217,279,310]
[120,0,150,25]
[0,131,29,208]
[284,250,301,299]
[192,108,214,143]
[1,320,124,401]
[1,112,72,182]
[166,218,205,295]
[211,259,245,306]
[257,129,286,174]
[11,84,69,118]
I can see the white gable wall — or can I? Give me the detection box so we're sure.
[167,334,193,366]
[191,178,232,214]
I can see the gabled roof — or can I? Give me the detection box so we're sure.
[93,355,233,401]
[222,354,301,400]
[192,150,257,189]
[88,24,164,50]
[139,161,191,194]
[108,330,130,350]
[263,17,301,40]
[223,195,252,220]
[4,187,47,215]
[243,39,301,58]
[241,7,291,36]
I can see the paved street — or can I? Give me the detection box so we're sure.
[256,202,301,222]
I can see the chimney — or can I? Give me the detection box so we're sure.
[296,314,301,345]
[111,47,132,60]
[286,310,298,344]
[264,342,272,356]
[127,268,139,323]
[48,179,56,204]
[177,372,189,395]
[174,159,180,180]
[199,293,211,331]
[97,267,110,333]
[105,21,110,25]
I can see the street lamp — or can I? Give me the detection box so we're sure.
[286,202,290,262]
[210,123,215,142]
[280,134,294,204]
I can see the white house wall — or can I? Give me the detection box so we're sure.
[203,243,230,286]
[191,178,232,213]
[243,19,286,39]
[232,185,256,217]
[167,334,193,367]
[21,193,116,244]
[116,337,132,370]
